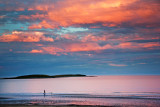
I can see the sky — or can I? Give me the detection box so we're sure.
[0,0,160,77]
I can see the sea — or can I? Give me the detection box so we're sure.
[0,75,160,106]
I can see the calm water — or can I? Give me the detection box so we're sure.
[0,76,160,106]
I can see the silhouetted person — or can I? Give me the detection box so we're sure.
[43,90,46,97]
[51,92,54,97]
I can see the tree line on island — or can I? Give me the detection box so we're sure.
[3,74,87,79]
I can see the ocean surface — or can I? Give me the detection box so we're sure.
[0,76,160,106]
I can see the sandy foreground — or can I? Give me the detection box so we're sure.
[0,104,114,107]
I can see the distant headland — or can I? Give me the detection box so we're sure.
[3,74,87,79]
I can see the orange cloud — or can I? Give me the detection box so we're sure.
[141,42,160,48]
[17,0,159,29]
[28,41,160,55]
[117,42,133,49]
[28,20,57,29]
[28,42,112,55]
[19,14,45,20]
[42,46,65,55]
[116,42,160,50]
[0,31,54,42]
[30,49,43,53]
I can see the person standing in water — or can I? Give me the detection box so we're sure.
[43,90,46,97]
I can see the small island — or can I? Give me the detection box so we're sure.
[3,74,87,79]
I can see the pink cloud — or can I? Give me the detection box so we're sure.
[109,63,127,67]
[16,0,160,29]
[27,42,112,55]
[28,20,58,29]
[81,35,107,42]
[138,63,146,65]
[115,42,160,50]
[26,41,160,55]
[0,31,54,42]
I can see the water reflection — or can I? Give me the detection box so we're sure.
[0,76,160,94]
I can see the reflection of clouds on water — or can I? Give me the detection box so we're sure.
[0,76,160,94]
[0,76,160,106]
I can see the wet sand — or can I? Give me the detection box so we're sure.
[0,104,114,107]
[1,95,160,107]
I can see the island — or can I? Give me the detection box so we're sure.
[3,74,87,79]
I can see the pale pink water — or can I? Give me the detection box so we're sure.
[0,76,160,94]
[0,76,160,106]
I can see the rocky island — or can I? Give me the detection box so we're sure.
[3,74,87,79]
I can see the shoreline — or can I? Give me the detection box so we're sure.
[1,96,160,107]
[0,104,115,107]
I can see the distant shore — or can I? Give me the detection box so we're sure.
[3,74,88,79]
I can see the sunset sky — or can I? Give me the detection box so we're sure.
[0,0,160,77]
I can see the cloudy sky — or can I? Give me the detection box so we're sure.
[0,0,160,77]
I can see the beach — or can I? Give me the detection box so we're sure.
[0,105,113,107]
[0,104,114,107]
[0,93,160,107]
[0,76,160,107]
